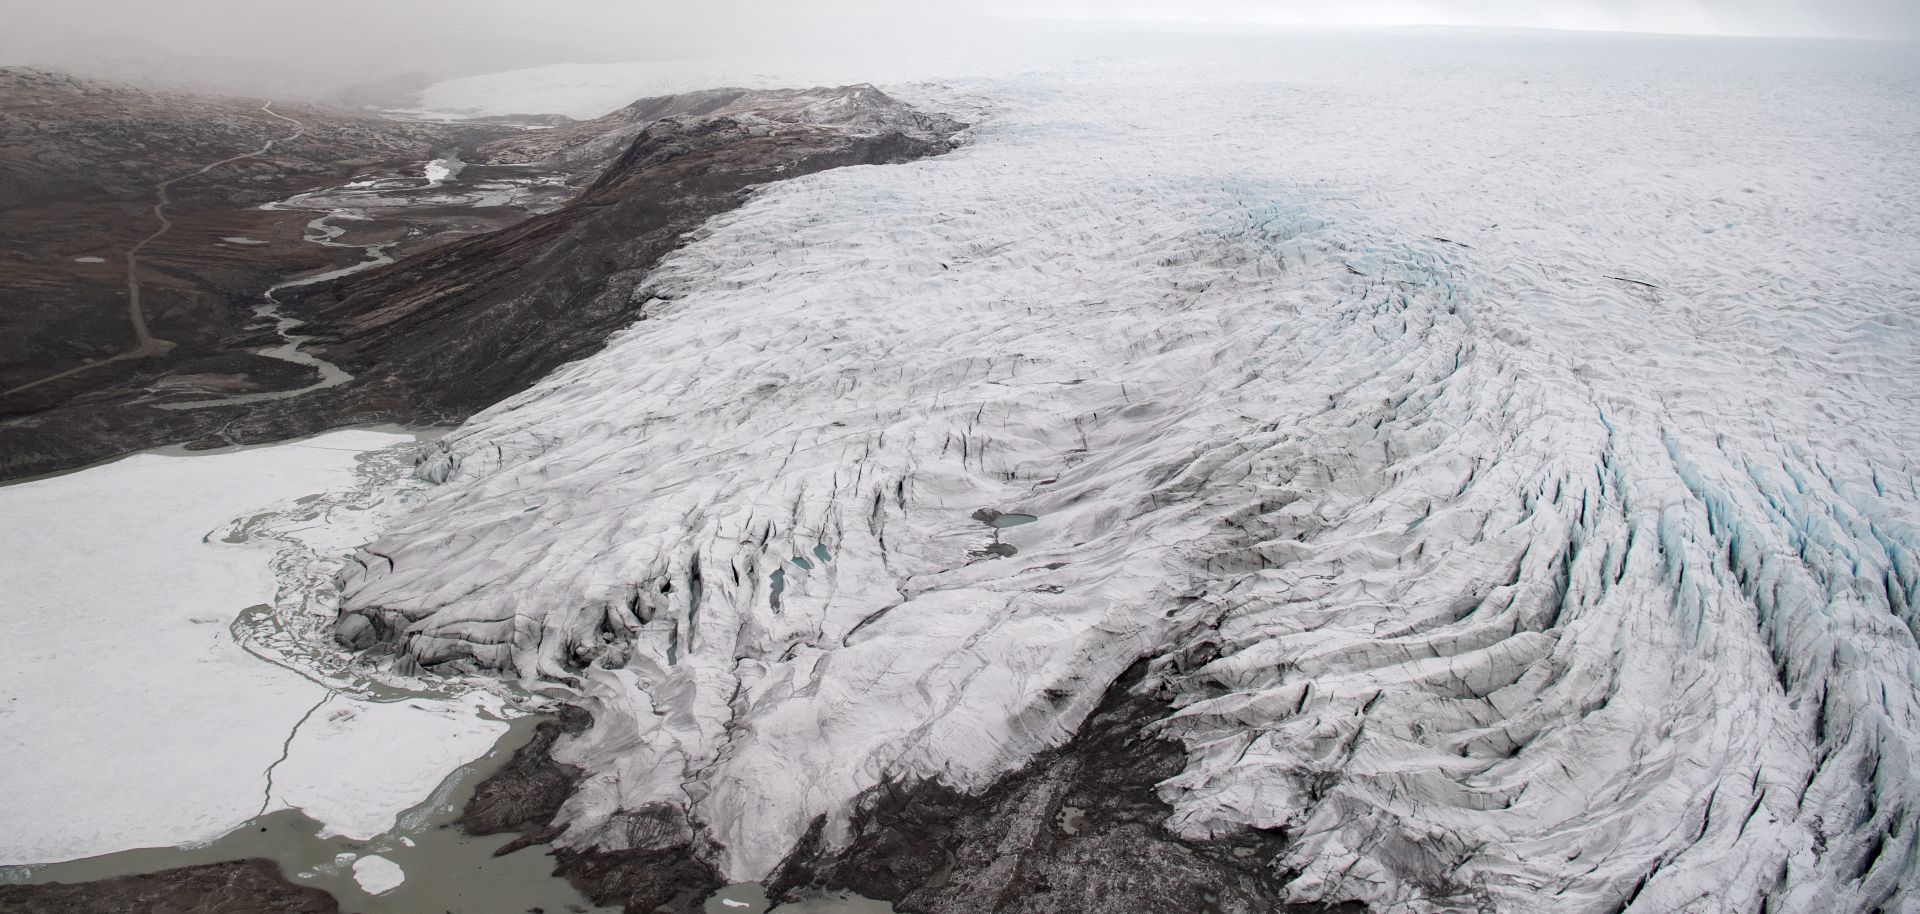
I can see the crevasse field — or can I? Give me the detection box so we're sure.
[345,30,1920,913]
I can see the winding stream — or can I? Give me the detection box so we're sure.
[0,101,305,401]
[154,208,379,411]
[154,157,470,411]
[159,151,572,411]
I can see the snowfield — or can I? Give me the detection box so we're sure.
[347,30,1920,913]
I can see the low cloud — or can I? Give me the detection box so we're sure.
[0,0,1910,100]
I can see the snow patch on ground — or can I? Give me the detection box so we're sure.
[352,31,1920,914]
[0,429,505,865]
[421,156,463,187]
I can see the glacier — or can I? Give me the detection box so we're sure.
[336,31,1920,913]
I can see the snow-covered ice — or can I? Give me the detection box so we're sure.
[344,30,1920,913]
[0,429,507,864]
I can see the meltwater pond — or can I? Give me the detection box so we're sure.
[974,509,1039,529]
[973,508,1039,556]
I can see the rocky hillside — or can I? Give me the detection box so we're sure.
[0,67,454,207]
[0,67,504,413]
[296,85,963,421]
[0,80,962,479]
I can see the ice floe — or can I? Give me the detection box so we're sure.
[350,854,404,895]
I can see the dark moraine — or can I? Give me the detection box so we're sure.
[440,662,1364,914]
[0,858,339,914]
[458,704,726,914]
[459,704,594,850]
[767,661,1367,914]
[437,661,1373,914]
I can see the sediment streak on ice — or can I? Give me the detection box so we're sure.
[339,34,1920,913]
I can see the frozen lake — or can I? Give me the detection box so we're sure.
[0,431,514,878]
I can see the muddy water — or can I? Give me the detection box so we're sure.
[0,711,897,914]
[0,714,620,914]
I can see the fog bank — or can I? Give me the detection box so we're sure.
[0,1,1912,103]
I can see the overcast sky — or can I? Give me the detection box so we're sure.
[1,0,1913,99]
